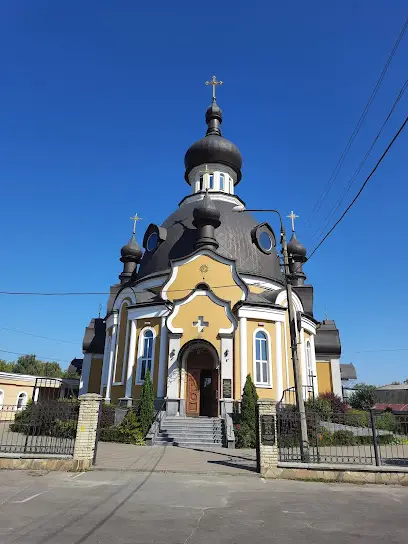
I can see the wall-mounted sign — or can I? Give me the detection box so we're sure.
[261,415,275,446]
[222,379,232,399]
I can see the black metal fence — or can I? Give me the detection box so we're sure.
[0,400,79,455]
[277,406,408,467]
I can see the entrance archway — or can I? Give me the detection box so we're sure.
[181,341,219,417]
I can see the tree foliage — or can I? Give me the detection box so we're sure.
[138,370,155,437]
[0,354,79,379]
[348,383,376,411]
[234,374,259,448]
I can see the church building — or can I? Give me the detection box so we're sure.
[80,79,346,427]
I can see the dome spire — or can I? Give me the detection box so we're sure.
[204,75,224,137]
[119,214,143,284]
[286,210,307,286]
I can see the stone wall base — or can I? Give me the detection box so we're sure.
[264,465,408,485]
[0,457,91,472]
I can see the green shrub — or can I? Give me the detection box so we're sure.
[348,384,376,411]
[233,375,258,448]
[375,411,401,433]
[10,399,79,436]
[346,409,370,427]
[331,430,356,446]
[138,370,155,437]
[99,409,144,445]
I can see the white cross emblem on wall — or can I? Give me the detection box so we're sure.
[193,316,209,333]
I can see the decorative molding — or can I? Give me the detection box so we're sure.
[275,290,304,313]
[241,275,282,291]
[106,312,119,329]
[166,289,237,334]
[237,307,286,323]
[127,305,168,321]
[135,326,157,385]
[252,327,273,388]
[301,316,317,335]
[240,316,248,394]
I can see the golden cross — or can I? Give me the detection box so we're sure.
[205,75,223,101]
[287,210,299,233]
[130,213,142,235]
[199,164,214,176]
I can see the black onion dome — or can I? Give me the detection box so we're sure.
[193,191,221,227]
[184,100,243,183]
[120,234,142,261]
[287,233,307,258]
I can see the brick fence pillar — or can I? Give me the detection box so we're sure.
[73,393,102,467]
[257,399,279,476]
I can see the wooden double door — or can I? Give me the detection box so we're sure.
[186,369,218,417]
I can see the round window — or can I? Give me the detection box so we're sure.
[146,232,159,252]
[259,231,273,252]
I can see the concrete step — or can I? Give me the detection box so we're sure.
[163,422,223,429]
[173,441,223,448]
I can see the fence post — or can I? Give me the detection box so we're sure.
[370,409,381,466]
[73,394,102,469]
[256,400,279,476]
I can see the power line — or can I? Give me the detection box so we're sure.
[0,327,77,345]
[305,16,408,229]
[307,115,408,262]
[0,349,71,364]
[313,79,408,239]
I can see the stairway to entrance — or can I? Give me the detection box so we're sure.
[155,417,225,447]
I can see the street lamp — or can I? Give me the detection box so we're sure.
[233,204,309,460]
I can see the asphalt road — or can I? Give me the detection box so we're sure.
[0,470,407,543]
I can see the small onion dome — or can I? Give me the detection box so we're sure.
[193,191,221,228]
[287,233,307,258]
[184,100,243,183]
[120,234,142,262]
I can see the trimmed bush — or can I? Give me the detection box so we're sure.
[138,370,155,437]
[100,409,144,445]
[233,375,259,448]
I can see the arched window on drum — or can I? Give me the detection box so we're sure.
[136,328,156,384]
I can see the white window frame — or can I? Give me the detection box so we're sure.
[0,388,4,410]
[253,328,272,388]
[305,340,313,386]
[113,302,129,386]
[135,326,157,385]
[219,173,225,191]
[16,391,28,410]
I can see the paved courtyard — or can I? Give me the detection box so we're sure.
[95,442,258,474]
[1,469,408,543]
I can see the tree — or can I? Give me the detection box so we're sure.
[349,383,376,411]
[0,359,14,372]
[12,355,43,375]
[241,374,258,427]
[138,370,155,437]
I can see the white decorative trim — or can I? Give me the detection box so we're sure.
[240,317,248,394]
[0,388,4,409]
[135,326,157,385]
[100,333,111,392]
[310,334,318,397]
[125,319,137,398]
[220,336,233,399]
[167,335,181,399]
[237,307,286,323]
[301,317,317,335]
[188,163,237,190]
[112,301,129,386]
[167,290,237,334]
[252,327,273,388]
[112,289,136,312]
[79,353,92,395]
[283,317,290,389]
[299,328,306,398]
[241,275,282,292]
[157,317,168,397]
[275,322,283,401]
[275,290,304,313]
[120,316,131,385]
[134,275,168,292]
[105,324,117,402]
[106,312,119,330]
[127,305,168,321]
[180,192,242,208]
[330,358,343,398]
[162,249,248,302]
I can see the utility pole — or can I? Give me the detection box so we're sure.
[233,206,310,460]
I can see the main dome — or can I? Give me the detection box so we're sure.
[137,196,284,283]
[184,101,243,183]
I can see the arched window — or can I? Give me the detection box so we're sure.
[254,330,271,386]
[0,389,4,410]
[136,328,156,384]
[219,174,225,191]
[209,174,214,189]
[16,392,28,410]
[306,341,313,386]
[199,175,204,191]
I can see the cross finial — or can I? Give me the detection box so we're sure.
[205,75,223,101]
[130,213,142,235]
[287,210,299,233]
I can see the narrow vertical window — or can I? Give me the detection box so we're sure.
[137,329,155,383]
[254,331,270,385]
[219,174,225,191]
[199,175,204,191]
[306,341,313,386]
[209,174,214,189]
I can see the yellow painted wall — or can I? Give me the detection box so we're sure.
[114,301,131,383]
[246,320,278,400]
[130,318,161,400]
[173,295,230,348]
[249,285,264,294]
[0,379,34,406]
[165,254,244,304]
[88,357,103,394]
[110,385,126,404]
[316,361,333,394]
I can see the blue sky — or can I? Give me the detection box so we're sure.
[0,1,407,385]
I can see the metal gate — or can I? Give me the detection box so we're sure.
[0,378,79,455]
